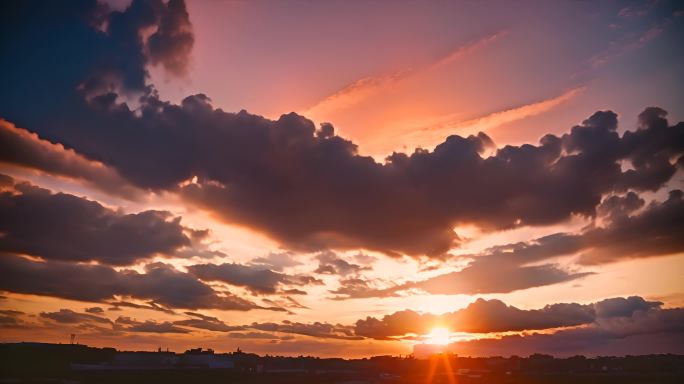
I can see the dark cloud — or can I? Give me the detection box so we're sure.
[40,309,112,325]
[345,188,681,298]
[439,306,684,357]
[354,296,663,339]
[441,299,596,334]
[1,0,683,258]
[146,0,194,77]
[249,251,302,272]
[0,120,139,198]
[422,188,684,275]
[0,254,267,311]
[329,260,589,300]
[594,296,662,318]
[329,277,399,300]
[0,174,13,187]
[315,251,369,276]
[115,316,190,334]
[4,98,682,259]
[188,262,322,295]
[227,332,281,340]
[85,307,105,314]
[0,0,193,100]
[107,300,177,315]
[578,189,684,264]
[408,262,591,296]
[282,289,307,296]
[0,309,24,327]
[0,182,195,265]
[250,321,363,340]
[173,314,245,333]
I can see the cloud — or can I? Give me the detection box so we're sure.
[329,277,400,300]
[145,0,194,77]
[250,251,302,272]
[0,120,140,198]
[302,31,506,117]
[173,313,246,333]
[0,0,195,125]
[314,251,370,276]
[187,262,322,295]
[262,296,309,310]
[407,262,592,296]
[250,321,363,341]
[0,181,196,265]
[439,306,684,357]
[354,296,663,339]
[405,87,584,146]
[0,254,268,311]
[414,187,684,278]
[0,309,25,327]
[227,332,281,340]
[40,309,112,325]
[115,316,190,334]
[107,300,177,315]
[1,0,682,260]
[5,99,680,259]
[594,296,662,318]
[344,184,680,298]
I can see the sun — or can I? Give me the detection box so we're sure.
[425,327,451,345]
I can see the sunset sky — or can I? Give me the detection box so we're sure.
[1,0,683,358]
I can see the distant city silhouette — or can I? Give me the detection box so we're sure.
[2,342,683,383]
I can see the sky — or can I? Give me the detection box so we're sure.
[0,0,683,358]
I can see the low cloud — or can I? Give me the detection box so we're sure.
[115,317,190,334]
[441,306,684,357]
[354,296,663,339]
[0,180,198,265]
[227,332,281,340]
[250,321,363,341]
[188,262,322,295]
[250,251,302,272]
[0,254,270,311]
[0,309,25,327]
[0,120,140,198]
[40,309,112,325]
[335,187,683,299]
[315,251,370,276]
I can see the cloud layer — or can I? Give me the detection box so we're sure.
[354,296,663,339]
[0,254,264,311]
[1,0,683,258]
[0,177,195,265]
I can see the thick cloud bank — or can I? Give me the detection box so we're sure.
[1,1,683,258]
[354,296,663,339]
[0,253,267,311]
[0,177,196,265]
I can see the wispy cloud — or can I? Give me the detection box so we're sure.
[385,86,584,153]
[301,31,508,117]
[589,24,666,70]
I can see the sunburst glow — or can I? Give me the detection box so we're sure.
[425,327,452,345]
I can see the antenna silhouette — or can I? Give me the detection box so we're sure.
[70,334,76,345]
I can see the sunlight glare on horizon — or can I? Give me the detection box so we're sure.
[425,327,452,345]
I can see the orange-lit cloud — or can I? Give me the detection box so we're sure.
[302,31,508,118]
[381,87,584,154]
[0,119,142,199]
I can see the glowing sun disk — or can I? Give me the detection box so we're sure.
[425,327,451,345]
